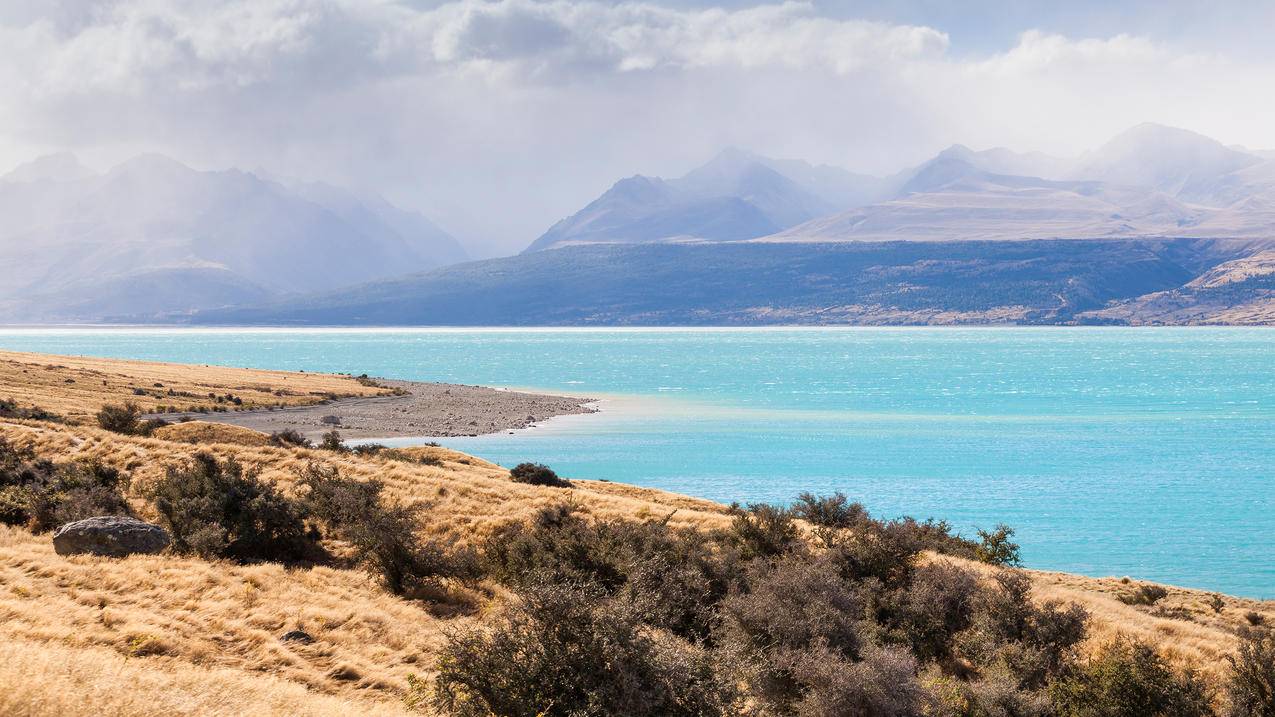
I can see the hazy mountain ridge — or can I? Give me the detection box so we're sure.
[523,148,879,252]
[0,153,467,321]
[185,238,1264,327]
[533,124,1275,252]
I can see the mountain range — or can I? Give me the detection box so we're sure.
[8,123,1275,325]
[0,153,466,321]
[529,123,1275,252]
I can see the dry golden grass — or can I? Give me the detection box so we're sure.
[0,639,416,717]
[0,349,389,422]
[0,525,433,713]
[1,351,1270,714]
[949,556,1273,687]
[151,420,274,447]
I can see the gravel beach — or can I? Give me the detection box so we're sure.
[150,379,597,440]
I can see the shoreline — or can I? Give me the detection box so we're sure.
[147,378,598,440]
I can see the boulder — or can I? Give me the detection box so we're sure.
[52,516,170,557]
[280,629,314,644]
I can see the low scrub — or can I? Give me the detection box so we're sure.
[1050,638,1213,716]
[319,430,349,453]
[0,438,132,531]
[0,397,62,422]
[299,464,466,595]
[268,429,311,448]
[96,402,167,436]
[143,452,313,562]
[437,493,1170,716]
[1226,627,1275,717]
[431,581,738,717]
[509,462,569,487]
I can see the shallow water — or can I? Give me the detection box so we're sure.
[1,326,1271,596]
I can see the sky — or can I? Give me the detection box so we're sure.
[2,0,1275,257]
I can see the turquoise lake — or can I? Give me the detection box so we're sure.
[1,327,1271,597]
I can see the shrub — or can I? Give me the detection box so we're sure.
[823,519,926,588]
[726,502,802,560]
[975,524,1022,566]
[780,643,925,717]
[1226,627,1275,717]
[351,443,387,456]
[509,462,569,487]
[1247,612,1266,627]
[959,570,1088,689]
[319,430,349,452]
[1119,584,1169,606]
[299,464,460,594]
[269,429,311,448]
[482,504,730,639]
[1050,638,1213,716]
[143,452,312,561]
[0,398,61,422]
[432,581,738,717]
[0,438,132,531]
[95,402,166,436]
[884,560,981,663]
[792,491,869,529]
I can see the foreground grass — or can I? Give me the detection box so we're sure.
[1,351,1271,714]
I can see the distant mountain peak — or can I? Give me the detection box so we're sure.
[2,152,96,183]
[1080,123,1263,199]
[107,152,201,181]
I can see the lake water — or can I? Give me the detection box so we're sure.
[1,327,1271,597]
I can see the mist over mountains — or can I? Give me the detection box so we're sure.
[0,154,466,321]
[7,123,1275,325]
[528,123,1275,252]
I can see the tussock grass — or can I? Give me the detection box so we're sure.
[0,349,389,422]
[151,420,274,447]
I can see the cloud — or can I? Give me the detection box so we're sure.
[0,1,1272,256]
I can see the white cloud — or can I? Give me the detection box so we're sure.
[1,0,1272,256]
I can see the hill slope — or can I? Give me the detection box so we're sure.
[189,238,1264,326]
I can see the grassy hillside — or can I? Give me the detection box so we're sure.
[1,353,1271,715]
[189,238,1270,326]
[0,350,392,422]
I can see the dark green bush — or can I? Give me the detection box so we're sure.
[95,402,166,436]
[726,502,802,560]
[1226,627,1275,717]
[143,452,312,562]
[1050,638,1213,716]
[975,523,1022,566]
[792,491,868,529]
[319,430,349,453]
[269,429,311,448]
[1120,584,1169,606]
[0,438,132,531]
[509,462,569,487]
[431,580,738,717]
[299,463,462,595]
[0,397,61,422]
